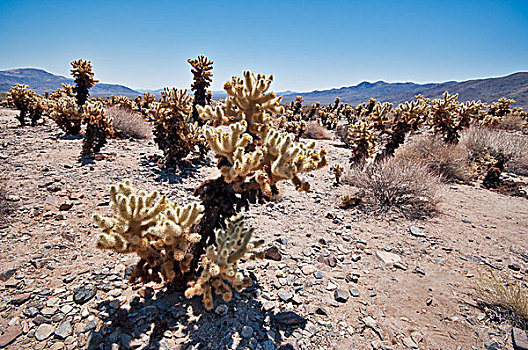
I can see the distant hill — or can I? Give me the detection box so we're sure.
[0,68,139,97]
[281,72,528,109]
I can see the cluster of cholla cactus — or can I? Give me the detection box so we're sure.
[428,92,486,143]
[188,55,214,122]
[48,59,98,135]
[479,97,527,127]
[70,59,98,108]
[5,84,47,126]
[81,101,114,155]
[94,70,327,310]
[146,88,205,166]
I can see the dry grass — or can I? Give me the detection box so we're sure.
[395,134,471,182]
[460,126,528,176]
[473,274,528,329]
[345,157,440,219]
[303,121,332,140]
[499,114,526,131]
[105,106,152,139]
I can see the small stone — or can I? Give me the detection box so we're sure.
[409,226,426,238]
[264,246,282,261]
[272,311,306,327]
[326,281,337,291]
[349,287,359,297]
[301,265,317,275]
[73,284,96,304]
[402,337,418,349]
[369,289,377,297]
[215,304,228,316]
[484,341,500,350]
[513,327,528,350]
[55,320,73,339]
[262,301,275,312]
[334,289,349,303]
[509,264,521,272]
[241,326,254,339]
[59,201,74,211]
[315,306,328,316]
[35,324,55,341]
[313,271,323,279]
[351,254,361,262]
[0,268,16,282]
[10,292,32,305]
[411,331,423,343]
[278,291,293,302]
[33,315,52,326]
[394,263,407,270]
[376,250,401,264]
[0,324,22,347]
[63,274,77,283]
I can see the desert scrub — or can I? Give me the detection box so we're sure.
[473,274,528,329]
[94,70,327,310]
[460,126,528,176]
[394,134,470,182]
[345,157,440,219]
[5,84,38,126]
[303,120,332,140]
[105,106,152,139]
[81,101,114,155]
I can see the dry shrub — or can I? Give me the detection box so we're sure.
[303,121,332,140]
[499,114,526,131]
[473,274,528,328]
[395,134,470,182]
[460,126,528,176]
[105,106,152,139]
[345,157,440,219]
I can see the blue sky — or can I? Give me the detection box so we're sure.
[0,0,527,91]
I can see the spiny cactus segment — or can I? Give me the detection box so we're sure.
[188,55,214,122]
[81,101,114,155]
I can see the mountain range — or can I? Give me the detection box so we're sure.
[1,68,527,109]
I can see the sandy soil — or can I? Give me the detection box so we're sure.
[0,107,527,350]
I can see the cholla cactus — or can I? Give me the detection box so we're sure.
[200,71,327,195]
[185,213,263,310]
[429,92,474,143]
[188,55,214,122]
[93,180,204,284]
[331,164,344,185]
[6,84,35,126]
[292,96,304,115]
[113,95,135,111]
[70,59,98,108]
[347,120,378,165]
[81,101,114,155]
[49,95,83,135]
[28,95,47,126]
[366,102,393,131]
[479,98,517,127]
[49,83,75,100]
[146,88,204,166]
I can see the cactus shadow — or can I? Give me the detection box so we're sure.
[86,281,306,350]
[149,158,210,185]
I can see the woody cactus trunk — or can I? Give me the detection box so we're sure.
[71,59,98,110]
[94,70,327,310]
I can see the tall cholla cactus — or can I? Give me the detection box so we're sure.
[347,120,378,165]
[429,92,469,143]
[81,101,114,155]
[185,213,263,309]
[70,59,98,109]
[146,88,204,166]
[188,55,214,122]
[199,71,327,195]
[49,95,83,135]
[5,84,36,126]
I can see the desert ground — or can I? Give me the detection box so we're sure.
[0,106,527,350]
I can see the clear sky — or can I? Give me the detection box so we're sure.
[1,0,527,92]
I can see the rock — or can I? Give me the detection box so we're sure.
[318,254,337,267]
[215,304,228,316]
[63,274,77,283]
[35,324,55,341]
[272,311,306,327]
[22,306,39,318]
[73,284,96,304]
[59,201,74,211]
[0,324,22,347]
[409,226,425,238]
[326,281,337,291]
[334,289,349,303]
[394,262,407,270]
[509,264,521,272]
[262,301,275,312]
[313,271,323,279]
[301,265,317,275]
[241,326,254,339]
[278,291,293,302]
[10,292,31,305]
[315,306,328,316]
[485,341,500,350]
[411,331,423,344]
[349,287,359,297]
[513,327,528,350]
[0,268,16,282]
[55,320,72,339]
[33,315,51,326]
[402,337,418,349]
[376,250,401,264]
[264,246,282,261]
[351,254,361,262]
